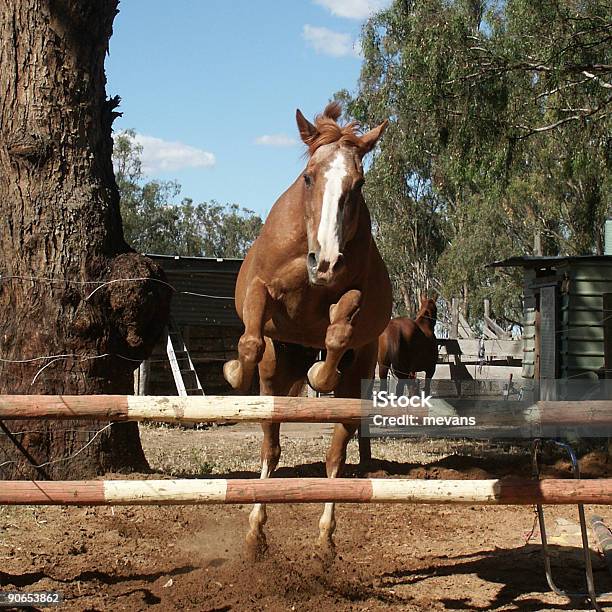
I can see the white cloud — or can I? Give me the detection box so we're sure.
[313,0,391,20]
[126,133,215,174]
[255,134,298,147]
[302,24,359,58]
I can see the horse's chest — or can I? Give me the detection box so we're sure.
[265,287,334,343]
[281,288,329,324]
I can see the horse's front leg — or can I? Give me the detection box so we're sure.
[223,277,270,392]
[307,289,361,393]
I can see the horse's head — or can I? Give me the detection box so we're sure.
[418,294,438,327]
[295,102,387,286]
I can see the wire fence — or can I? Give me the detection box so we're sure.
[0,273,235,301]
[1,272,611,476]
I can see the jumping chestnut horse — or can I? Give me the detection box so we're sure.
[377,296,438,395]
[223,102,391,560]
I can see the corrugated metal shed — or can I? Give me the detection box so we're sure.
[146,254,242,328]
[490,255,612,380]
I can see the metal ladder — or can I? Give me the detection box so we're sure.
[166,318,204,396]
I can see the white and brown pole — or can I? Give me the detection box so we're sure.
[1,395,612,428]
[0,478,611,506]
[0,395,364,423]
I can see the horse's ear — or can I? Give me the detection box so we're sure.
[296,109,318,145]
[359,120,388,155]
[432,292,439,303]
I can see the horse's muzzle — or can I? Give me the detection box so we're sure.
[307,251,344,285]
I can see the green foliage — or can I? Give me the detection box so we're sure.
[340,0,611,323]
[113,130,262,258]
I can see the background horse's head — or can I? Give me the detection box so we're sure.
[417,294,438,328]
[295,102,387,286]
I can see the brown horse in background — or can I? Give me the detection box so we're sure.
[223,102,391,561]
[377,296,438,395]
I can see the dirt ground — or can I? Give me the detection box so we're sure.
[1,424,612,611]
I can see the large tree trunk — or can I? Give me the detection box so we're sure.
[0,0,171,478]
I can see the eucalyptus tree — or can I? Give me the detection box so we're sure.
[340,0,611,322]
[114,131,263,258]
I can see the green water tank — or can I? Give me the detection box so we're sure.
[606,219,612,256]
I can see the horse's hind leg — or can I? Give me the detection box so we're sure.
[317,340,378,563]
[224,277,270,392]
[307,289,361,393]
[246,420,280,560]
[245,339,306,560]
[316,421,357,563]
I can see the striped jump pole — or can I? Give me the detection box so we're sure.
[0,395,612,427]
[0,478,611,506]
[0,395,364,423]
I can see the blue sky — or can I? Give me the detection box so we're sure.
[106,0,391,218]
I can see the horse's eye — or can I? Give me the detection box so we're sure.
[355,178,365,190]
[303,174,312,187]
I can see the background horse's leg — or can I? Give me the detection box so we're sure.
[224,277,270,392]
[307,289,361,393]
[377,340,390,394]
[317,340,378,563]
[245,338,307,561]
[424,365,436,397]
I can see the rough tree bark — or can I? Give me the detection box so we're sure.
[0,0,171,478]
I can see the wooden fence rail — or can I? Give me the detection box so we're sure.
[0,395,610,428]
[0,478,610,506]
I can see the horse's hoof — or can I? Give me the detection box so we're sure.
[223,359,243,390]
[245,531,268,562]
[314,538,336,568]
[307,361,340,394]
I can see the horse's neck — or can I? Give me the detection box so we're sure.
[344,198,373,255]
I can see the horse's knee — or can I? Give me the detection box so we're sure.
[325,322,352,352]
[238,334,265,364]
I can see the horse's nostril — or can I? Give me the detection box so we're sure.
[332,253,345,272]
[307,252,317,270]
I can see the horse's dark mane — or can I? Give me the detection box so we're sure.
[304,102,362,156]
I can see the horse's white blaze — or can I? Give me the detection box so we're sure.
[317,151,347,266]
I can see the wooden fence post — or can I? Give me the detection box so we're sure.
[451,298,459,339]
